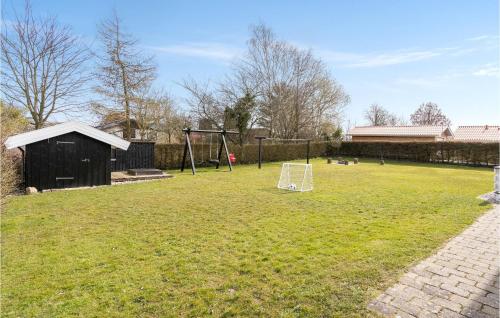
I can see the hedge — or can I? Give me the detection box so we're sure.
[333,142,499,166]
[154,142,330,169]
[154,141,498,169]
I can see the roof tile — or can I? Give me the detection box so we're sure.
[348,125,451,137]
[453,125,500,142]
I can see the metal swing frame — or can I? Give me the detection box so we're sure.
[181,128,239,175]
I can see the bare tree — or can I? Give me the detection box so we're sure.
[364,104,396,126]
[181,78,228,129]
[1,2,90,128]
[237,24,349,139]
[410,102,451,126]
[131,88,158,141]
[155,95,191,143]
[131,89,190,143]
[183,24,349,140]
[93,12,156,140]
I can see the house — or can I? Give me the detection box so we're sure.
[453,125,500,143]
[347,126,454,142]
[96,119,145,140]
[4,122,130,190]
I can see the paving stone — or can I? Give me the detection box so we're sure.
[417,276,446,288]
[422,284,452,299]
[457,265,484,277]
[367,206,499,318]
[461,309,493,318]
[475,283,499,295]
[466,273,495,286]
[427,264,450,277]
[449,294,482,311]
[367,300,397,316]
[440,283,470,298]
[410,297,441,314]
[391,296,423,316]
[394,310,418,318]
[432,297,463,313]
[440,308,467,318]
[404,285,431,300]
[480,305,499,317]
[448,275,477,287]
[474,294,499,309]
[457,282,488,297]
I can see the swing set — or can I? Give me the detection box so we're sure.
[181,128,239,175]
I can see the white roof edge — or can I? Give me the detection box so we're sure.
[4,121,130,150]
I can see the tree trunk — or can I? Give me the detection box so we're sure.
[119,62,132,141]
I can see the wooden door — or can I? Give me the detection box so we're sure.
[77,136,92,187]
[54,134,78,188]
[76,134,111,187]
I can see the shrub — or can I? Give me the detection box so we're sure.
[1,103,29,204]
[155,141,334,169]
[332,141,499,166]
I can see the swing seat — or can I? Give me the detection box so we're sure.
[208,159,220,165]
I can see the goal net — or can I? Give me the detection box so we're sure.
[277,163,313,192]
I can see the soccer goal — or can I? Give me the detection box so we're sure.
[277,163,313,192]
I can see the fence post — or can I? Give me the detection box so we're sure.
[306,140,310,164]
[495,166,500,194]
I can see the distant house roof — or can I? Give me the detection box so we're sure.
[5,121,130,150]
[453,125,500,143]
[96,119,139,130]
[348,125,453,137]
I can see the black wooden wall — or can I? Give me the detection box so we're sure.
[25,132,111,190]
[111,141,155,171]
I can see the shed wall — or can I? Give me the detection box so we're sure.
[111,142,155,171]
[25,132,111,190]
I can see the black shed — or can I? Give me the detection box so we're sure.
[5,122,130,191]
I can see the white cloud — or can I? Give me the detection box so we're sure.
[344,49,444,68]
[466,35,498,42]
[149,42,243,61]
[318,45,484,68]
[315,34,498,68]
[149,33,498,69]
[395,70,471,88]
[473,65,500,77]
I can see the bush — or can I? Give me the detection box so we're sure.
[332,142,499,166]
[1,103,29,203]
[155,141,334,169]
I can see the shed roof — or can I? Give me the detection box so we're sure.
[347,125,452,137]
[4,121,130,150]
[453,125,500,143]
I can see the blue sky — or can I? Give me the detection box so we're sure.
[3,0,499,127]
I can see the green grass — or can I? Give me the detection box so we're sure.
[1,159,493,317]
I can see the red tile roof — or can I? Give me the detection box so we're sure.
[348,125,452,137]
[453,126,500,143]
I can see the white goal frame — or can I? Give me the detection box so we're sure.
[277,163,313,192]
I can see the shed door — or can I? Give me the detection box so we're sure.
[54,133,96,188]
[77,136,101,187]
[55,137,78,188]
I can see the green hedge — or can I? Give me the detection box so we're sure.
[154,141,498,169]
[155,142,331,169]
[333,142,499,166]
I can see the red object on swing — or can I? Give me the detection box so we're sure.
[229,153,236,163]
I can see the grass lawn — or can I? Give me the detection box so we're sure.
[1,159,493,317]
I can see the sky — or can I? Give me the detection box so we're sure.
[2,0,499,128]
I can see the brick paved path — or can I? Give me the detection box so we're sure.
[368,206,499,317]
